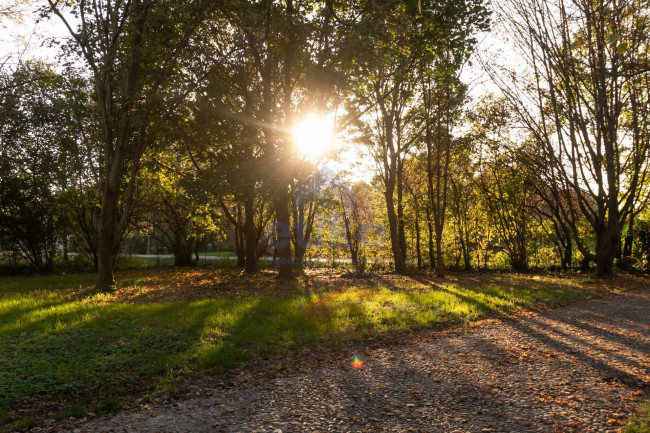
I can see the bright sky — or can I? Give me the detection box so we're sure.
[0,2,70,67]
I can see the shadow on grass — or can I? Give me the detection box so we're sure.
[2,270,646,428]
[0,292,321,414]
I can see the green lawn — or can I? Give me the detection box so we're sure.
[200,251,234,257]
[0,270,644,430]
[624,402,650,433]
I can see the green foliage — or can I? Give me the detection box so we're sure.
[0,63,88,272]
[53,405,87,421]
[138,149,218,267]
[623,402,650,433]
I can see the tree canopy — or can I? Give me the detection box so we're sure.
[1,0,649,282]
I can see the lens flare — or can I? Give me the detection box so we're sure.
[351,354,365,369]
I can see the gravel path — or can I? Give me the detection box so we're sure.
[71,291,649,433]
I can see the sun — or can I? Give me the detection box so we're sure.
[292,115,334,160]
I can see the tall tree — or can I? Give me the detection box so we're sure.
[348,0,489,274]
[420,61,466,276]
[493,0,650,276]
[0,63,88,271]
[222,0,347,280]
[46,0,220,289]
[334,180,374,271]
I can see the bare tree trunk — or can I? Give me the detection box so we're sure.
[562,237,572,271]
[235,226,245,268]
[595,217,619,277]
[294,244,306,270]
[623,214,635,257]
[174,238,195,267]
[234,205,246,268]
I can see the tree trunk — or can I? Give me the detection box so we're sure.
[234,205,246,268]
[235,227,246,268]
[623,214,634,257]
[425,207,434,271]
[435,227,444,277]
[595,248,614,277]
[294,244,306,272]
[511,249,529,272]
[397,157,407,264]
[483,223,490,270]
[234,225,245,268]
[562,240,572,271]
[244,197,259,273]
[96,186,119,291]
[415,211,422,270]
[275,191,293,280]
[595,223,618,277]
[385,190,406,274]
[174,243,195,267]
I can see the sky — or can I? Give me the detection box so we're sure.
[0,2,69,67]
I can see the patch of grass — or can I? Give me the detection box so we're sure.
[623,402,650,433]
[115,256,175,270]
[14,416,36,430]
[0,270,645,427]
[53,404,87,421]
[0,273,95,293]
[94,396,120,415]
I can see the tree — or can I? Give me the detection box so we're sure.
[188,43,274,274]
[334,179,373,271]
[0,63,86,272]
[347,0,489,274]
[473,96,532,271]
[402,157,429,270]
[447,138,478,270]
[346,1,421,274]
[420,61,467,276]
[291,168,329,272]
[141,151,216,267]
[45,0,221,290]
[493,0,650,276]
[221,0,348,280]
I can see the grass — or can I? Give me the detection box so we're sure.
[200,251,234,257]
[0,269,646,430]
[624,402,650,433]
[53,404,87,421]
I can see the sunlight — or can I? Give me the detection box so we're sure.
[292,115,334,160]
